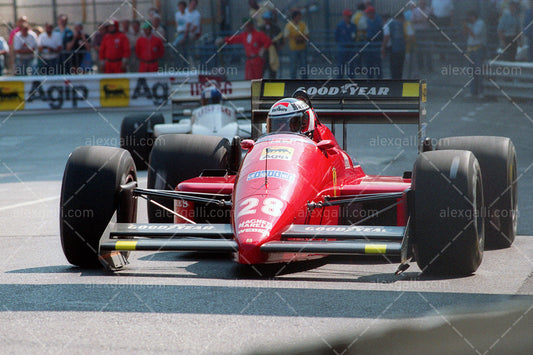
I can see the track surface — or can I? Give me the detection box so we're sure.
[1,85,532,354]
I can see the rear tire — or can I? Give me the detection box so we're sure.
[60,146,137,268]
[436,136,517,248]
[147,134,230,223]
[413,150,484,276]
[120,113,164,170]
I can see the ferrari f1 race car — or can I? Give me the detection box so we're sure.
[119,80,251,170]
[60,80,517,276]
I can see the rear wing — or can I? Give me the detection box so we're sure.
[251,79,427,151]
[171,79,251,121]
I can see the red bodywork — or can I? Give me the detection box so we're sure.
[177,129,411,265]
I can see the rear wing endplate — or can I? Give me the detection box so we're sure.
[251,79,427,151]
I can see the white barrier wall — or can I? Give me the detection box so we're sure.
[0,72,207,111]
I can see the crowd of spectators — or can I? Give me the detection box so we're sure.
[1,0,533,81]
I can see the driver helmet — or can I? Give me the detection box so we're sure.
[201,86,222,105]
[266,98,316,137]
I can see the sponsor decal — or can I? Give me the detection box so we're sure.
[260,146,294,161]
[132,77,169,105]
[332,168,338,197]
[303,226,389,233]
[271,105,288,113]
[247,170,295,182]
[127,224,215,230]
[295,84,390,96]
[27,80,88,109]
[100,78,129,107]
[238,219,273,230]
[0,81,25,110]
[190,81,232,96]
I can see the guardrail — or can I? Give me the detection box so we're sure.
[483,61,533,100]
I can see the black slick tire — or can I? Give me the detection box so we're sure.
[60,146,137,268]
[120,113,164,170]
[413,150,484,276]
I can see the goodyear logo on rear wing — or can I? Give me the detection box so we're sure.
[260,146,294,161]
[262,81,421,99]
[303,226,388,233]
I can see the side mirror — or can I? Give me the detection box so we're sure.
[241,139,254,150]
[317,140,335,151]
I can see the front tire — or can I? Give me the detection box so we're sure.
[413,150,484,276]
[147,134,230,223]
[60,146,137,268]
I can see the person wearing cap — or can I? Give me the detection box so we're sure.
[363,5,383,78]
[335,9,358,78]
[99,19,130,73]
[219,18,271,80]
[259,10,282,79]
[136,21,164,72]
[13,21,37,76]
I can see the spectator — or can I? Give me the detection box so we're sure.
[525,0,533,61]
[0,35,8,75]
[13,22,37,76]
[217,0,231,32]
[382,13,406,79]
[9,16,28,46]
[136,21,165,72]
[67,22,91,74]
[335,9,357,78]
[498,1,521,61]
[464,10,487,98]
[151,14,166,42]
[174,1,189,69]
[99,19,130,73]
[403,12,416,79]
[33,26,44,37]
[37,23,62,75]
[432,0,454,28]
[352,3,368,42]
[129,20,141,72]
[92,23,106,66]
[260,10,282,79]
[249,0,274,28]
[284,10,309,79]
[54,14,74,74]
[185,0,202,64]
[411,0,432,73]
[363,6,383,79]
[219,18,271,80]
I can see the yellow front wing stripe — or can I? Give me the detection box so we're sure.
[364,244,387,254]
[115,241,138,250]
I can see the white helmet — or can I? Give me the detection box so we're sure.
[266,98,316,137]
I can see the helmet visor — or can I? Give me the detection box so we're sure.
[267,113,303,134]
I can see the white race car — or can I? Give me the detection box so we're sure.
[120,80,251,169]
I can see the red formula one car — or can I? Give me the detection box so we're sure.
[60,80,517,276]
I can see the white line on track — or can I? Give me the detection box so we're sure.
[0,196,59,212]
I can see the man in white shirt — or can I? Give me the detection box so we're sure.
[37,23,62,75]
[185,0,201,65]
[174,1,189,68]
[464,10,486,98]
[13,21,37,76]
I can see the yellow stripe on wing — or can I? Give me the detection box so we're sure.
[115,241,138,250]
[402,83,419,97]
[263,82,285,97]
[364,244,387,254]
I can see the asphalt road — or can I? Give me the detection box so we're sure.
[0,85,532,354]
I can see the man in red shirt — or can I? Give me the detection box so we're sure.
[135,21,164,72]
[99,19,130,73]
[220,19,271,80]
